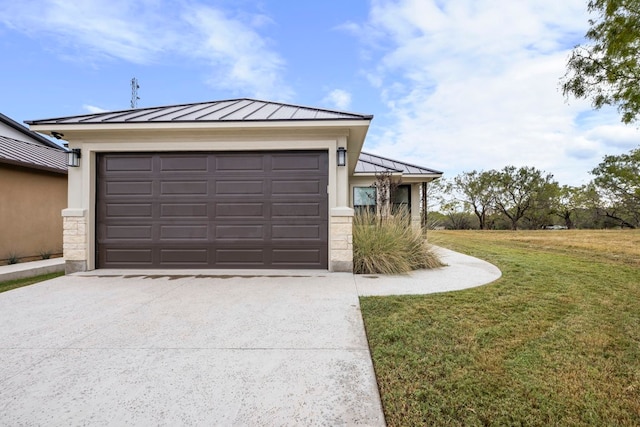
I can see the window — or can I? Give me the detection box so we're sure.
[353,187,376,213]
[392,185,410,214]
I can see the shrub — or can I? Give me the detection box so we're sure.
[7,253,19,265]
[353,209,444,274]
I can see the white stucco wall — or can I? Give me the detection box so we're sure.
[56,127,357,272]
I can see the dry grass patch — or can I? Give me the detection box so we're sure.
[361,230,640,426]
[450,229,640,267]
[353,210,443,274]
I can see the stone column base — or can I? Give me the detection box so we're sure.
[65,260,87,274]
[330,207,354,272]
[62,208,88,273]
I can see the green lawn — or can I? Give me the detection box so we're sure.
[360,230,640,426]
[0,272,64,294]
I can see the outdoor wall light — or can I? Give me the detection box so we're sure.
[337,146,347,167]
[67,148,81,167]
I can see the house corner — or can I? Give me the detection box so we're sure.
[330,207,354,272]
[62,208,88,273]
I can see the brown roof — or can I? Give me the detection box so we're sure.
[0,112,62,149]
[26,98,374,125]
[0,135,67,174]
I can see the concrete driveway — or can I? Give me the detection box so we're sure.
[0,272,385,426]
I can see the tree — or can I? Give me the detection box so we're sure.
[562,0,640,124]
[591,146,640,227]
[440,199,477,229]
[372,172,401,218]
[421,179,446,229]
[450,170,495,229]
[549,184,587,229]
[491,166,556,230]
[522,180,559,229]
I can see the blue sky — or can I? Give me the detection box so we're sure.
[1,0,638,185]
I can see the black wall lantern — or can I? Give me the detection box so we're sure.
[337,146,346,167]
[67,148,81,167]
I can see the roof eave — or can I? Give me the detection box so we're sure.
[0,158,67,175]
[352,172,443,181]
[29,118,372,133]
[0,113,61,149]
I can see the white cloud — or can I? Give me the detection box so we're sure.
[182,5,291,100]
[353,0,639,186]
[0,0,292,100]
[323,89,352,110]
[83,104,109,114]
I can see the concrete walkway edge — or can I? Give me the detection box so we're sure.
[354,246,502,296]
[0,258,65,282]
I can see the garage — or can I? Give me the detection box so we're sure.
[28,98,374,273]
[96,151,328,269]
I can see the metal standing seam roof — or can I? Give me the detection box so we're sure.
[25,98,374,125]
[0,112,61,149]
[0,135,67,174]
[356,152,443,176]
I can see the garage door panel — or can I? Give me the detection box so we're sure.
[97,151,328,269]
[105,225,153,240]
[215,225,264,239]
[215,202,265,218]
[104,156,153,172]
[160,248,209,264]
[160,181,208,195]
[272,202,322,218]
[272,224,321,239]
[272,249,321,265]
[216,249,264,264]
[160,225,209,240]
[215,155,265,171]
[271,153,322,171]
[105,203,153,218]
[160,203,209,218]
[160,155,208,172]
[104,248,153,264]
[272,180,321,195]
[106,181,153,196]
[215,180,264,195]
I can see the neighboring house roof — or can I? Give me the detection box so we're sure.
[25,98,374,125]
[356,152,442,177]
[0,135,67,174]
[0,112,62,149]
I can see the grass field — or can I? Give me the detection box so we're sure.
[0,272,64,294]
[360,230,640,426]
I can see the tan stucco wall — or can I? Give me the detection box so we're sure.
[0,164,67,262]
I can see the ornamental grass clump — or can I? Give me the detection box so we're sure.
[353,209,443,274]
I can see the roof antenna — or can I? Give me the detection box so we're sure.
[130,77,140,109]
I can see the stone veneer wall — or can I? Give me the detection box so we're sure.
[62,209,87,274]
[330,213,354,272]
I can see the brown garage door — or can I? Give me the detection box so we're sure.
[96,151,328,269]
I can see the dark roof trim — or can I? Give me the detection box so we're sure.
[0,157,68,175]
[0,112,62,149]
